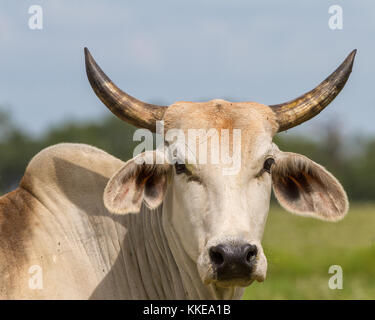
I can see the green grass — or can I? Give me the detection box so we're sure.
[243,203,375,299]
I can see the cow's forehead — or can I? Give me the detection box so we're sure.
[163,99,278,136]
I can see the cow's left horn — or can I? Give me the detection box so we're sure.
[84,48,167,132]
[270,49,356,132]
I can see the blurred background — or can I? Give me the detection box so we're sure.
[1,1,374,299]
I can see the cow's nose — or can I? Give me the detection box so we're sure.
[209,243,258,280]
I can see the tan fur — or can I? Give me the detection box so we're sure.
[164,99,278,135]
[163,99,278,166]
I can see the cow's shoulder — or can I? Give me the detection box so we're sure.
[0,143,125,260]
[0,144,127,298]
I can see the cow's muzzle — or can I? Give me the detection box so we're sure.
[209,243,258,285]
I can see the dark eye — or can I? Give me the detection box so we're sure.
[263,158,275,173]
[174,163,187,175]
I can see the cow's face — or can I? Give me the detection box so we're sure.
[103,100,348,288]
[162,101,276,287]
[85,48,355,289]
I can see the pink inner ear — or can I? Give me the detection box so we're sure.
[104,153,170,214]
[112,176,142,205]
[273,161,348,220]
[105,169,146,213]
[275,175,314,212]
[144,173,168,208]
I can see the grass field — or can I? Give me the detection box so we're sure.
[243,203,375,299]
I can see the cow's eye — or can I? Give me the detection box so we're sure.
[174,163,187,175]
[263,158,275,173]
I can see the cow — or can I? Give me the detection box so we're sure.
[0,48,356,299]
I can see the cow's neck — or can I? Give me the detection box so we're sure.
[159,188,244,300]
[91,187,243,299]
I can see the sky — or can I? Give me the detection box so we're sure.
[0,1,374,137]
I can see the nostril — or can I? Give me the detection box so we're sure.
[245,244,258,263]
[209,247,224,266]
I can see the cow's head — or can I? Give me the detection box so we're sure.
[85,48,354,288]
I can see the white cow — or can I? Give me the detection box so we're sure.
[0,49,355,299]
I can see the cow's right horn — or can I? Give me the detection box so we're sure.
[270,49,356,132]
[84,48,167,132]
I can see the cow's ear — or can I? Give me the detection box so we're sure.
[272,152,348,221]
[104,151,171,214]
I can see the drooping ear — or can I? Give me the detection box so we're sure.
[272,152,348,221]
[104,151,171,214]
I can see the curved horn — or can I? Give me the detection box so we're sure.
[84,48,167,131]
[270,49,356,132]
